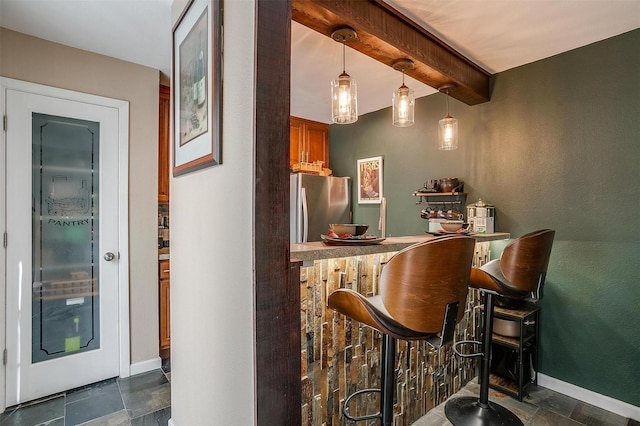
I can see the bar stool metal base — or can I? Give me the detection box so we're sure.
[342,334,396,425]
[444,396,524,426]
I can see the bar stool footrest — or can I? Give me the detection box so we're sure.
[453,340,483,358]
[343,388,382,422]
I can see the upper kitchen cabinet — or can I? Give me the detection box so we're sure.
[290,116,329,169]
[158,85,170,203]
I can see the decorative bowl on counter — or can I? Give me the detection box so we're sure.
[330,223,369,236]
[440,221,465,232]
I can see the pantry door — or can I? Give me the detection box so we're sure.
[3,80,129,407]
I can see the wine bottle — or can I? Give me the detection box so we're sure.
[196,30,206,108]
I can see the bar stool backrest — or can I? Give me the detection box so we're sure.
[500,229,555,294]
[379,236,475,334]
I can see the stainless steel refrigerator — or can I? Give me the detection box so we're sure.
[290,173,352,243]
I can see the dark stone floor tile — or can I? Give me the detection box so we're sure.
[66,379,119,404]
[117,371,167,396]
[570,401,628,426]
[0,395,64,426]
[65,380,124,426]
[527,407,584,426]
[130,407,171,426]
[78,410,130,426]
[525,386,579,418]
[118,371,170,419]
[410,409,451,426]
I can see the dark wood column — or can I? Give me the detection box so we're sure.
[254,0,300,424]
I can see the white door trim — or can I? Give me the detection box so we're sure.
[0,77,130,411]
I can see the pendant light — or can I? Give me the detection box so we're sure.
[330,27,358,124]
[438,84,458,150]
[392,59,415,127]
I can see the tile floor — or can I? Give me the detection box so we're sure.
[0,359,171,426]
[1,360,638,426]
[422,378,639,426]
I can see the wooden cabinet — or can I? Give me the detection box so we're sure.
[159,259,171,356]
[290,116,329,168]
[158,85,171,357]
[158,85,170,203]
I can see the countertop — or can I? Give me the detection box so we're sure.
[291,232,510,262]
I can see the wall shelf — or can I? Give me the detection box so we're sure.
[413,191,467,205]
[413,191,468,223]
[413,191,467,197]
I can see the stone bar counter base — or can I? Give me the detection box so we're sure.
[299,240,497,425]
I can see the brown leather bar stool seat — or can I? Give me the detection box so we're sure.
[445,229,555,426]
[328,236,476,425]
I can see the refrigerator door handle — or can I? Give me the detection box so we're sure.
[301,187,308,242]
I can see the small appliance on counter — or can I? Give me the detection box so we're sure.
[466,199,495,233]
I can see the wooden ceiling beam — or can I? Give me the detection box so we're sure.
[292,0,491,105]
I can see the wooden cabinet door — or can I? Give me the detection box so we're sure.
[159,260,170,353]
[305,122,328,167]
[158,85,170,203]
[290,118,304,165]
[290,116,329,168]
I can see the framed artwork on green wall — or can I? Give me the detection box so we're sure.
[357,156,383,204]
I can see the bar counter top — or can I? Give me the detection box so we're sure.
[291,232,510,262]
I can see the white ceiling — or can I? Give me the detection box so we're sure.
[1,0,639,124]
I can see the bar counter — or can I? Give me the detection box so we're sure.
[291,232,510,262]
[293,232,510,426]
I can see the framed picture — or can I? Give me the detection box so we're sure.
[172,0,222,176]
[357,156,383,204]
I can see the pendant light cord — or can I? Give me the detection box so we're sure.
[445,88,450,115]
[342,41,346,73]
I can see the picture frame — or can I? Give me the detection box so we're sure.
[357,156,383,204]
[172,0,222,176]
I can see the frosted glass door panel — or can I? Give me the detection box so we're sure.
[32,113,100,363]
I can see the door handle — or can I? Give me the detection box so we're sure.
[301,187,308,243]
[104,252,115,261]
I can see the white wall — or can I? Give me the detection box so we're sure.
[169,0,256,424]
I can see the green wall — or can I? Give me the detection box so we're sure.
[329,29,640,406]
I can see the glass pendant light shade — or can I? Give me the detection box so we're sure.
[392,59,415,127]
[438,114,458,150]
[331,27,358,125]
[393,84,415,127]
[331,71,358,124]
[438,84,458,150]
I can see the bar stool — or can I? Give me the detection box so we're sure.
[445,229,555,426]
[327,236,476,426]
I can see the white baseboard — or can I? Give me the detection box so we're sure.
[129,356,162,376]
[168,419,175,426]
[538,373,640,421]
